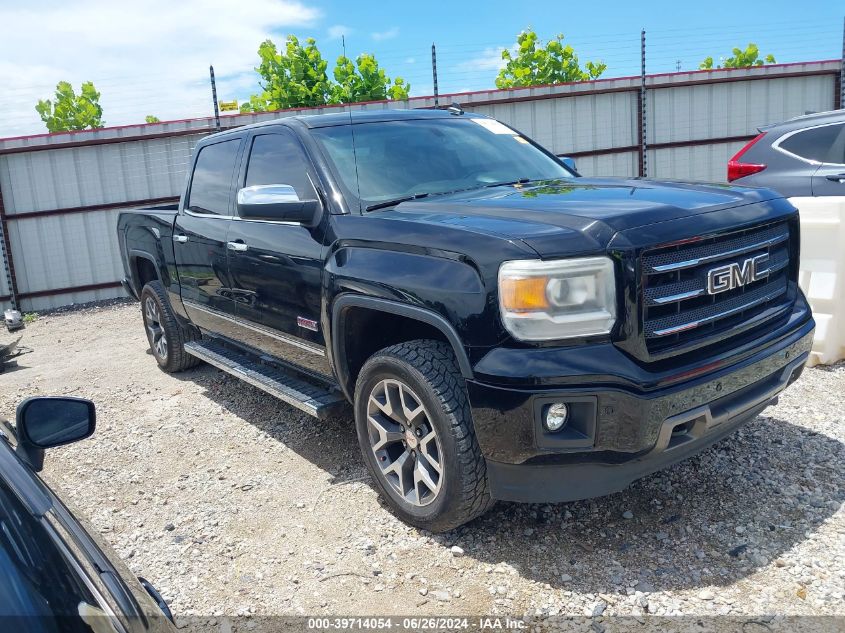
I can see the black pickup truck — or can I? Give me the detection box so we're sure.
[117,109,814,531]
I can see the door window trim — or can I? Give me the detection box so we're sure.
[44,513,129,633]
[183,135,245,217]
[772,121,845,167]
[232,128,325,226]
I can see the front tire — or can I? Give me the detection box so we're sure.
[354,340,494,532]
[139,280,199,373]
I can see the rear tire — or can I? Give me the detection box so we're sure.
[354,340,494,532]
[139,280,200,373]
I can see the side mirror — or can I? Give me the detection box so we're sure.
[561,156,578,174]
[16,397,96,472]
[237,185,320,224]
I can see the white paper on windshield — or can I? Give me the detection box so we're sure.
[471,118,516,134]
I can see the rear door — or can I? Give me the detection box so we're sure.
[173,136,243,333]
[226,128,331,374]
[773,122,845,197]
[809,123,845,196]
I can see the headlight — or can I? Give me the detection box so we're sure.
[498,257,616,341]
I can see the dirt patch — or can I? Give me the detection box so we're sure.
[1,302,842,621]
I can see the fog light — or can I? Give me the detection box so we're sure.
[544,403,569,432]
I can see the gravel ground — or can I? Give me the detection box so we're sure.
[1,301,843,624]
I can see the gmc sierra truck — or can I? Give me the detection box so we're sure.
[117,109,814,532]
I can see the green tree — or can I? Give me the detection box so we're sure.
[330,53,410,104]
[239,93,271,113]
[145,115,160,123]
[700,44,776,69]
[242,36,333,111]
[241,36,409,112]
[495,29,606,89]
[35,81,104,133]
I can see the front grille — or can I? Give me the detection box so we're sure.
[641,221,792,355]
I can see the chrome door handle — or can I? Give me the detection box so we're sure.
[227,241,248,252]
[825,174,845,183]
[172,234,188,243]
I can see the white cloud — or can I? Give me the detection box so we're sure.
[371,27,399,41]
[405,57,417,64]
[0,0,321,137]
[327,24,351,40]
[458,46,512,72]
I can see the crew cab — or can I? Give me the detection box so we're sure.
[117,109,814,531]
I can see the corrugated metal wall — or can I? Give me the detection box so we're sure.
[0,60,840,312]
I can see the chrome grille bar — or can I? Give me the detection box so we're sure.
[643,224,789,274]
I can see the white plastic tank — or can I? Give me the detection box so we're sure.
[791,197,845,366]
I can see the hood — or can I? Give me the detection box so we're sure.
[381,178,783,256]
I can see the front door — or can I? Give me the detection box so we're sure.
[226,129,331,375]
[174,136,243,334]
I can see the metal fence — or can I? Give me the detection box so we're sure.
[0,59,841,313]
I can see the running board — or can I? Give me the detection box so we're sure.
[184,339,348,419]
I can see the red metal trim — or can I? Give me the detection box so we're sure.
[557,134,757,161]
[0,128,226,157]
[444,86,641,109]
[649,134,756,151]
[7,196,179,221]
[17,281,122,301]
[645,58,841,80]
[647,68,839,92]
[0,116,231,144]
[561,146,639,159]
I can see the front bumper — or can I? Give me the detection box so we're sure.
[466,312,814,503]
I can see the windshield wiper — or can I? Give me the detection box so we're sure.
[365,192,430,212]
[364,178,536,211]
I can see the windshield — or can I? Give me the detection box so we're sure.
[310,117,574,208]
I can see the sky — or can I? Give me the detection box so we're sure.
[0,0,843,138]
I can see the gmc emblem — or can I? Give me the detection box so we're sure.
[706,253,770,295]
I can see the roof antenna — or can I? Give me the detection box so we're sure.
[447,102,463,115]
[342,35,363,211]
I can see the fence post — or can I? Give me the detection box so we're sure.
[639,29,648,178]
[209,65,221,132]
[839,16,844,109]
[0,184,19,311]
[432,43,439,108]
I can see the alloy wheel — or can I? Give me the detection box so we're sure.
[366,378,444,507]
[144,297,168,360]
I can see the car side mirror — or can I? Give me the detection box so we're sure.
[237,185,320,224]
[561,156,578,174]
[16,397,96,472]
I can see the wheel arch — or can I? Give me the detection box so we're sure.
[128,250,164,294]
[330,295,473,400]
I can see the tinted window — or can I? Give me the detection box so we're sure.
[779,123,845,163]
[244,132,317,200]
[0,479,102,629]
[310,118,573,206]
[188,139,241,214]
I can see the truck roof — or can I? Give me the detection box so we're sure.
[211,108,476,139]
